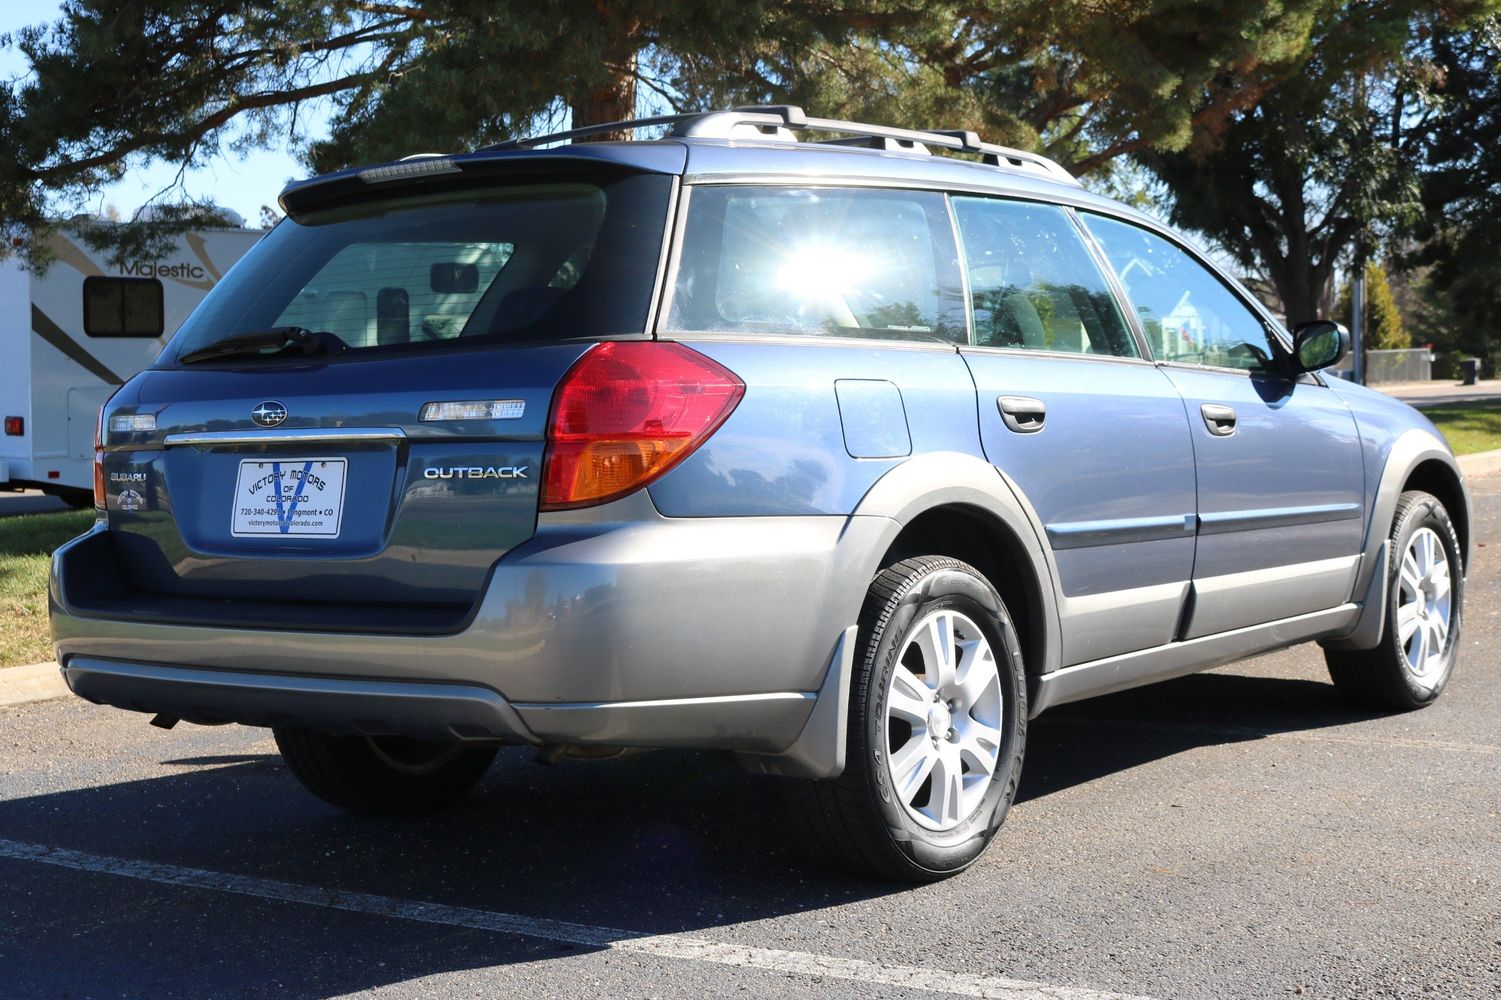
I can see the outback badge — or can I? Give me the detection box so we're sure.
[251,401,288,427]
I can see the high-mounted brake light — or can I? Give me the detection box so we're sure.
[541,342,744,511]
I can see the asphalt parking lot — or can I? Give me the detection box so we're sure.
[3,483,1498,1000]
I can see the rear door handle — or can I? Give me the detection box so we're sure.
[998,395,1046,434]
[1201,403,1237,436]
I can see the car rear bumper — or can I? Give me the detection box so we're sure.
[50,494,885,774]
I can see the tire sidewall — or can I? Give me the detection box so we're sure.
[860,563,1026,876]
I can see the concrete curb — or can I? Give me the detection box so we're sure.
[0,662,67,707]
[1458,448,1501,479]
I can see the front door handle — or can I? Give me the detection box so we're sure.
[998,395,1046,434]
[1201,403,1237,436]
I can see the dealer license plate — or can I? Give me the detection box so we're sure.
[231,458,347,537]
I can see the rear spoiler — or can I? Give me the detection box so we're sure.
[277,143,687,221]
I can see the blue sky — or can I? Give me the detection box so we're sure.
[0,0,330,225]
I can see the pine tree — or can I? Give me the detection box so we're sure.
[0,1,1390,265]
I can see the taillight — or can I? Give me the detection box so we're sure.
[541,342,744,510]
[93,403,106,510]
[92,387,127,510]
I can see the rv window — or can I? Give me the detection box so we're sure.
[84,277,165,338]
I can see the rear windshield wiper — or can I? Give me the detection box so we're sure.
[178,326,348,365]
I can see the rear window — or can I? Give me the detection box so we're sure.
[164,174,672,363]
[666,186,966,343]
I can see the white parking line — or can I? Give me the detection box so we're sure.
[0,837,1151,1000]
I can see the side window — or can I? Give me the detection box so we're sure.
[1083,213,1277,371]
[83,277,164,337]
[666,186,967,343]
[952,198,1138,357]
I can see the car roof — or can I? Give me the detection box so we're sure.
[279,105,1149,226]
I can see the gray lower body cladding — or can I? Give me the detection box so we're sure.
[51,500,888,765]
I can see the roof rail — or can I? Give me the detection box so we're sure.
[483,105,1079,187]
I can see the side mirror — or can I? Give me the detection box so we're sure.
[1291,320,1348,373]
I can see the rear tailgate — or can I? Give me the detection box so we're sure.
[89,153,679,628]
[102,345,587,612]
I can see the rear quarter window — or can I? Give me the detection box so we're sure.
[666,186,967,344]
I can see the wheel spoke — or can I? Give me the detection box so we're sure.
[927,747,965,827]
[1409,614,1429,670]
[955,639,999,709]
[1396,601,1421,643]
[1400,551,1423,597]
[916,612,958,691]
[956,719,1002,776]
[1429,561,1451,601]
[887,665,932,725]
[888,735,937,805]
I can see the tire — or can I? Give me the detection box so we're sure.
[273,727,497,815]
[1325,490,1463,711]
[786,556,1027,882]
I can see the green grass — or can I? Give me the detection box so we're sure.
[0,510,94,667]
[1420,400,1501,456]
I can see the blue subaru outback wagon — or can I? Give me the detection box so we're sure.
[51,106,1470,880]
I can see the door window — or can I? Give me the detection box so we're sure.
[666,186,967,343]
[952,198,1138,358]
[1083,213,1278,371]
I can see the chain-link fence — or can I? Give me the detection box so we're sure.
[1328,347,1433,384]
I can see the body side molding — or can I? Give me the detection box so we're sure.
[1029,603,1361,716]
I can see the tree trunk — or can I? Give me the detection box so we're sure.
[1273,267,1328,329]
[572,23,638,141]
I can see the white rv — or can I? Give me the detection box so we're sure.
[0,225,264,502]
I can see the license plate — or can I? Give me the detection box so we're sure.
[231,458,347,537]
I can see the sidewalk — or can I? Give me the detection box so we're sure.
[1375,379,1501,408]
[0,662,67,707]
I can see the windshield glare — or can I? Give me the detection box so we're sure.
[164,174,672,363]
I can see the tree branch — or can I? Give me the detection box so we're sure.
[33,71,382,180]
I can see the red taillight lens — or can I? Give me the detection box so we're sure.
[3,416,22,436]
[93,404,106,510]
[541,342,744,510]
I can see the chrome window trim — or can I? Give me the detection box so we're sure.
[661,330,965,354]
[646,176,687,339]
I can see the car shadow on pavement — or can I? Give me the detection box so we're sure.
[1019,669,1389,803]
[0,669,1389,998]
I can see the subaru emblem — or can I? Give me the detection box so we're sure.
[251,401,288,428]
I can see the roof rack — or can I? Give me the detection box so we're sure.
[483,105,1080,187]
